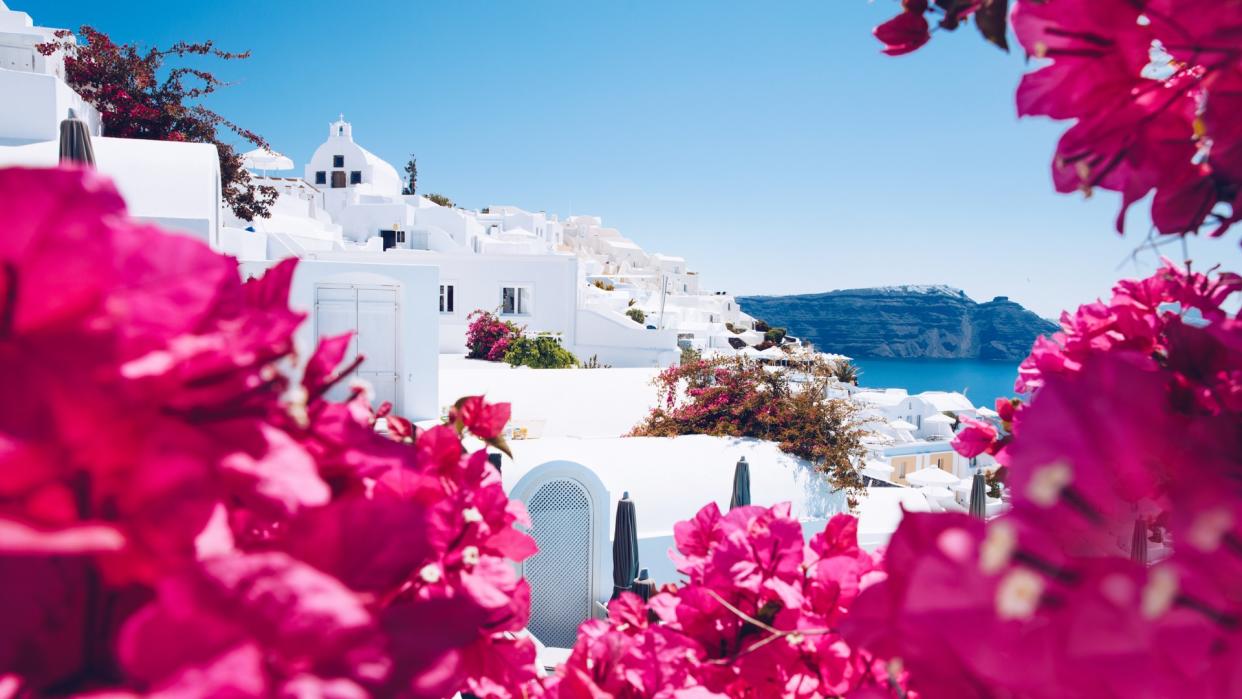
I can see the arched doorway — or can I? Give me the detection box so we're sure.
[523,478,593,648]
[510,462,610,649]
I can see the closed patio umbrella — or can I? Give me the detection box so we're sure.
[59,108,95,167]
[1130,517,1148,565]
[632,567,656,602]
[968,471,987,519]
[729,456,751,510]
[610,492,639,600]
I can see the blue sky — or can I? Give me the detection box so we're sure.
[23,0,1237,318]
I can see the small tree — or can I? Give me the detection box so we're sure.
[401,155,418,195]
[625,307,646,325]
[426,193,453,208]
[832,359,860,385]
[37,27,276,220]
[764,327,787,344]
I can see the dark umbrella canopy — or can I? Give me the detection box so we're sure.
[729,456,751,510]
[1130,517,1148,565]
[632,567,656,602]
[59,110,96,167]
[968,471,987,519]
[610,492,639,600]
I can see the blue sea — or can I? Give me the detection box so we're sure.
[851,358,1021,405]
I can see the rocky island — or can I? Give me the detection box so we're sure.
[738,285,1057,361]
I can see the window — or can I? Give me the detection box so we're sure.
[314,171,326,185]
[501,286,531,315]
[333,155,345,168]
[396,230,405,243]
[350,170,362,184]
[439,284,455,314]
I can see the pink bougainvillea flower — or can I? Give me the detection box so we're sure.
[1011,0,1151,121]
[951,416,997,458]
[1,167,540,698]
[873,8,930,56]
[548,505,898,698]
[452,395,512,441]
[302,330,357,400]
[119,551,388,694]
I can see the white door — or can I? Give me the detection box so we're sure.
[314,284,400,412]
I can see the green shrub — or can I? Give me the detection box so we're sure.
[426,193,454,208]
[503,334,579,369]
[765,327,787,344]
[626,307,646,325]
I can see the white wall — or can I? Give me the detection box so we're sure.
[336,200,414,243]
[0,137,220,246]
[0,68,100,144]
[434,253,580,354]
[240,259,441,421]
[573,307,679,368]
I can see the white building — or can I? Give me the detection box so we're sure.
[225,114,746,367]
[856,388,977,440]
[303,115,405,226]
[0,1,101,145]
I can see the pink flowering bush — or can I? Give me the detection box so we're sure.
[847,267,1242,695]
[532,505,906,698]
[631,357,870,505]
[853,3,1242,695]
[466,310,521,362]
[875,0,1242,239]
[0,167,537,698]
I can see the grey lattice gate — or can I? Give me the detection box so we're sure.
[523,478,593,648]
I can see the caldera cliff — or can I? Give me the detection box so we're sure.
[738,285,1056,361]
